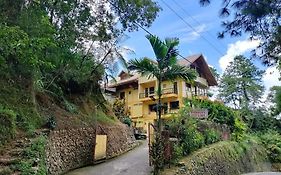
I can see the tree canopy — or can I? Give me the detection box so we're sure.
[0,0,161,94]
[199,0,281,68]
[219,55,265,109]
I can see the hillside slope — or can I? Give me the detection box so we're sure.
[0,77,133,175]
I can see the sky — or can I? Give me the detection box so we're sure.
[120,0,280,99]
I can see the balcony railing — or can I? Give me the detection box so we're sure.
[147,107,179,116]
[162,87,178,95]
[139,87,177,99]
[139,92,155,99]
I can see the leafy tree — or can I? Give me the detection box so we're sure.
[268,86,281,116]
[219,55,264,109]
[199,0,281,67]
[0,0,161,92]
[219,55,265,127]
[128,35,196,130]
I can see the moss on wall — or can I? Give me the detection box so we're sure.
[162,141,271,175]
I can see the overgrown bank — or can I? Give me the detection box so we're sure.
[161,141,271,175]
[0,77,137,175]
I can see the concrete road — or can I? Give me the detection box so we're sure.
[243,173,281,175]
[65,140,152,175]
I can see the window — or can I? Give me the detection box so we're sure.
[129,91,131,94]
[170,101,179,109]
[186,83,191,91]
[173,82,178,94]
[149,104,157,112]
[145,88,149,97]
[120,92,125,99]
[149,87,155,94]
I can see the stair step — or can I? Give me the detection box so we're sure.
[0,157,19,165]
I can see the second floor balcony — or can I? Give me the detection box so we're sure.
[139,87,178,101]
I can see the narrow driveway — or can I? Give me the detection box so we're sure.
[65,140,151,175]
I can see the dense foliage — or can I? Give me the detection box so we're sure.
[0,0,161,90]
[219,55,264,109]
[112,99,132,126]
[184,98,247,141]
[258,131,281,163]
[268,86,281,117]
[199,0,281,68]
[184,98,236,129]
[0,105,16,145]
[0,0,161,139]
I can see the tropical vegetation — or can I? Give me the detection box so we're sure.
[128,35,196,174]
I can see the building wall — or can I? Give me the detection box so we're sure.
[115,76,210,132]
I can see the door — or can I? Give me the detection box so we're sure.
[94,135,107,161]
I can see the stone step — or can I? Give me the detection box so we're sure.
[8,148,24,156]
[0,157,19,165]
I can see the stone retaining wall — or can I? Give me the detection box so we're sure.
[45,124,136,175]
[162,141,271,175]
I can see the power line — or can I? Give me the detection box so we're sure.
[159,0,225,56]
[171,0,226,48]
[106,0,193,64]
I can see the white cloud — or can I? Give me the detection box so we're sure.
[180,24,207,43]
[262,66,281,100]
[119,45,135,61]
[219,39,260,71]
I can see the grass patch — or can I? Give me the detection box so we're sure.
[0,78,43,137]
[0,105,16,145]
[13,135,47,175]
[96,110,116,124]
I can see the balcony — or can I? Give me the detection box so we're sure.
[139,92,155,99]
[195,77,208,87]
[139,87,178,101]
[145,108,179,119]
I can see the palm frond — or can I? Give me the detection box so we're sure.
[146,35,168,62]
[163,37,179,68]
[163,64,197,81]
[128,57,160,78]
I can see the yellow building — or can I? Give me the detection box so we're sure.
[108,54,217,132]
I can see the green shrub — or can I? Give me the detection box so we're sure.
[184,98,236,130]
[232,117,247,142]
[15,135,47,175]
[258,131,281,163]
[96,110,115,124]
[171,143,183,164]
[179,124,205,155]
[112,99,131,126]
[122,117,132,127]
[63,98,78,114]
[46,115,56,130]
[204,129,220,145]
[0,106,16,144]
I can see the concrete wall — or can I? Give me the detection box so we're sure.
[45,124,136,175]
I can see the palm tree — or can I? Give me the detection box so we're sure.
[128,35,196,131]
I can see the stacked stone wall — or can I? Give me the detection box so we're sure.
[45,124,136,175]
